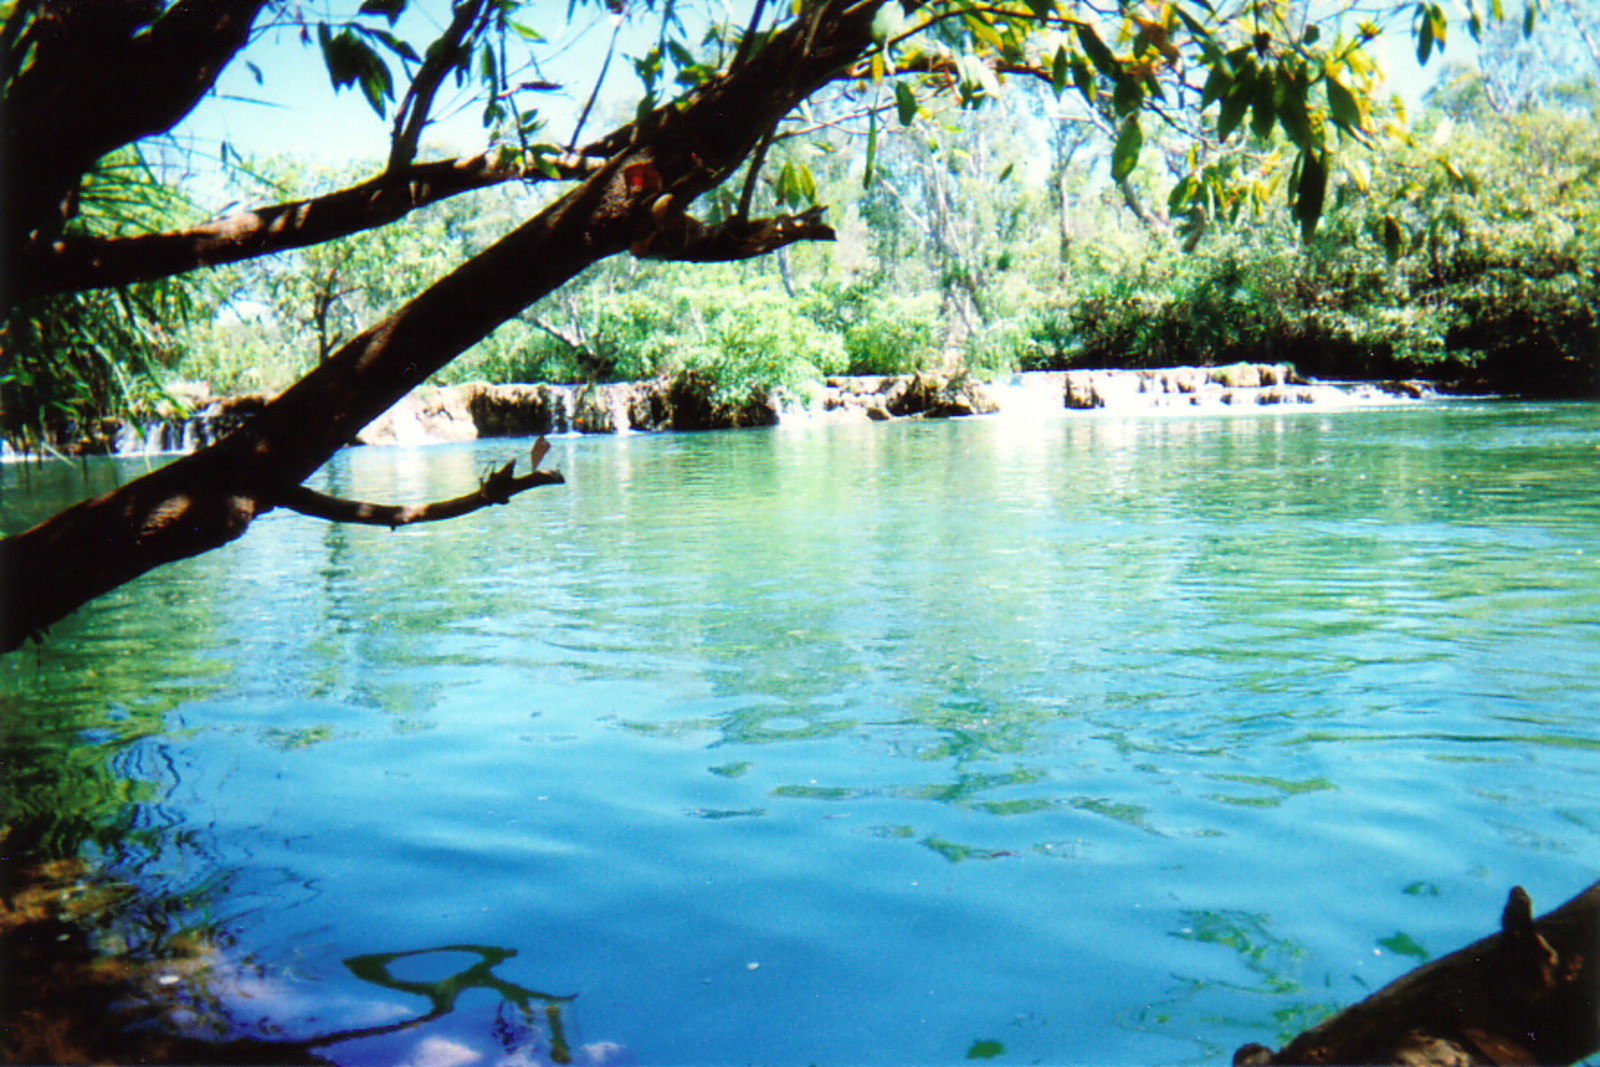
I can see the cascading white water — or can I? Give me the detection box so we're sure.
[606,385,632,434]
[986,372,1068,418]
[550,385,577,434]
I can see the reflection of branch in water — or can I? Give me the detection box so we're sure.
[1115,907,1341,1061]
[309,944,577,1063]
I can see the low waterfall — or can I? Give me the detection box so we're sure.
[987,372,1069,418]
[6,369,1445,461]
[607,386,633,434]
[550,386,577,435]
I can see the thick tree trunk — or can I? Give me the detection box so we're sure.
[0,0,885,653]
[1236,880,1600,1066]
[1,0,266,274]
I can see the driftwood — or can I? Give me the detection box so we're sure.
[1235,880,1599,1066]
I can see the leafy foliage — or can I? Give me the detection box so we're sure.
[6,0,1596,455]
[2,150,207,450]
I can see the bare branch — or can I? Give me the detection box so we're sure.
[388,0,493,176]
[16,151,603,300]
[272,439,564,529]
[631,205,837,262]
[567,16,625,154]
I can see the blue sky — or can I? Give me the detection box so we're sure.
[178,3,626,171]
[170,0,1462,206]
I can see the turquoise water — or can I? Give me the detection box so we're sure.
[4,402,1599,1065]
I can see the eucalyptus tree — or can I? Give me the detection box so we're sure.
[0,0,1517,651]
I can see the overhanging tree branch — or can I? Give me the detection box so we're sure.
[274,439,563,528]
[1,0,883,654]
[631,205,837,262]
[14,150,602,301]
[1,0,267,269]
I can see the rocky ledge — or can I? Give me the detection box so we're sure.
[35,364,1438,459]
[1056,364,1433,410]
[352,371,1004,444]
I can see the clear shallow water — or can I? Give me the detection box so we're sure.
[4,402,1599,1065]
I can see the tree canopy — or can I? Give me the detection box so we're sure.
[0,0,1567,651]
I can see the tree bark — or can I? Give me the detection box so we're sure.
[275,439,563,528]
[1235,880,1600,1066]
[0,0,887,653]
[1,0,267,274]
[12,152,599,302]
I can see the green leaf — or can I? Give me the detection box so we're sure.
[1326,75,1363,133]
[1200,64,1230,109]
[1378,931,1429,960]
[1293,147,1327,241]
[963,12,1008,54]
[1024,0,1055,16]
[1217,74,1251,140]
[320,27,394,118]
[364,28,420,64]
[1171,4,1213,44]
[796,162,818,204]
[1112,73,1144,117]
[777,160,797,207]
[1437,156,1477,193]
[1250,68,1277,140]
[1276,74,1311,147]
[863,106,878,190]
[895,80,918,125]
[1302,24,1321,44]
[1167,174,1197,214]
[1111,116,1143,182]
[1077,24,1120,78]
[1522,0,1537,36]
[1415,3,1435,64]
[530,146,562,180]
[665,38,695,70]
[1050,45,1070,99]
[1072,54,1095,101]
[479,42,497,86]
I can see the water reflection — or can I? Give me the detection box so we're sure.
[316,945,579,1064]
[1123,908,1344,1063]
[4,403,1599,1063]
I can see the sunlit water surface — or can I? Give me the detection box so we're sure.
[4,402,1599,1065]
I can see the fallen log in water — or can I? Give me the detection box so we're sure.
[1235,880,1599,1066]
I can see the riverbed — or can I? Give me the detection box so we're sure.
[3,400,1598,1064]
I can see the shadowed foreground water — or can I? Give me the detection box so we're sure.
[3,401,1598,1065]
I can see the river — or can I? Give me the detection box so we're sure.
[3,401,1598,1065]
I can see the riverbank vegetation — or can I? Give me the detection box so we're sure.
[136,75,1600,409]
[6,5,1597,460]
